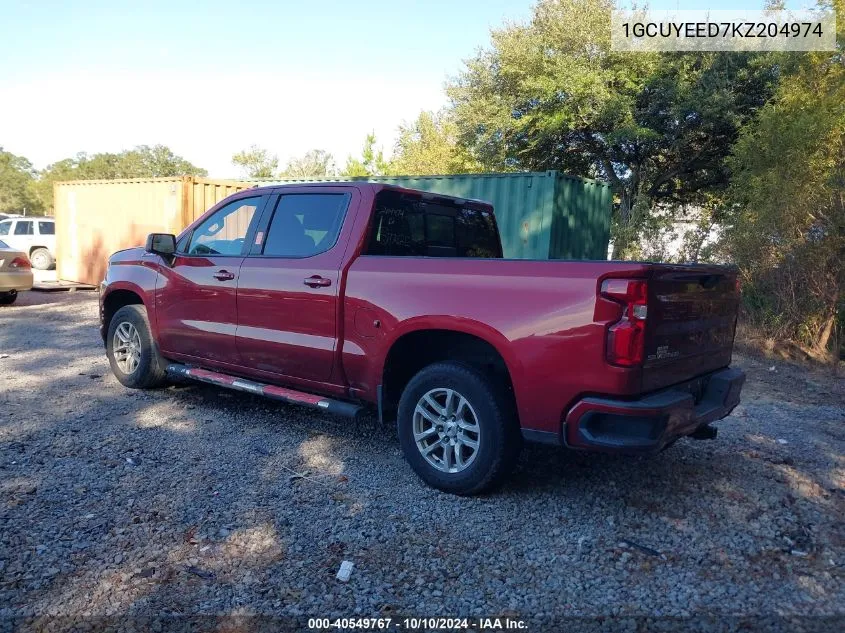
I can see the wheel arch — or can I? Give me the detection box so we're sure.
[380,321,521,424]
[102,286,146,337]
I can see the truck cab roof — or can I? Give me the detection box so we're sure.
[243,181,491,209]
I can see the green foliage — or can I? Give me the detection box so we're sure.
[342,133,391,177]
[0,147,44,215]
[447,0,778,257]
[232,145,278,179]
[391,110,478,175]
[41,145,206,181]
[38,145,207,211]
[676,202,722,263]
[124,145,207,178]
[281,149,337,178]
[725,1,844,354]
[620,199,725,264]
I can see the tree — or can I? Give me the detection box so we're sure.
[447,0,778,256]
[40,145,206,181]
[342,133,391,177]
[232,145,278,178]
[122,145,207,178]
[391,110,478,175]
[37,145,207,211]
[0,147,44,215]
[725,2,844,358]
[281,149,337,178]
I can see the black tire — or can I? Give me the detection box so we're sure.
[106,305,168,389]
[397,361,522,495]
[30,248,54,271]
[0,290,17,305]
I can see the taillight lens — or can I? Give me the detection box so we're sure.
[9,257,31,270]
[601,278,648,367]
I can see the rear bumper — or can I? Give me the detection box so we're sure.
[0,270,33,292]
[563,367,745,453]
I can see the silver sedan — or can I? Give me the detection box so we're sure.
[0,239,33,305]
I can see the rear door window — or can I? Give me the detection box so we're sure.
[366,190,501,258]
[14,221,33,236]
[262,194,350,258]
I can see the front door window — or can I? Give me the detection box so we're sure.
[186,198,261,256]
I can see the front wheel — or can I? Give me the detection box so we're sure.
[106,305,168,389]
[0,290,18,305]
[397,361,521,495]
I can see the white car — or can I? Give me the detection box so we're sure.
[0,217,56,270]
[0,239,33,305]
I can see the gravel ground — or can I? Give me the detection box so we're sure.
[1,291,843,630]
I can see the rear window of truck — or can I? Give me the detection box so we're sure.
[366,190,501,258]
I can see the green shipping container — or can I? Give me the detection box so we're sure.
[267,171,612,260]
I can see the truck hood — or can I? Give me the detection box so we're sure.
[108,246,147,263]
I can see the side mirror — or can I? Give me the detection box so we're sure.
[145,233,176,260]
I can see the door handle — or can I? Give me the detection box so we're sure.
[303,275,332,288]
[213,270,236,281]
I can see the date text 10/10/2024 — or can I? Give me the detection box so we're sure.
[308,617,528,630]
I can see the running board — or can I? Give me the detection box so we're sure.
[166,363,363,419]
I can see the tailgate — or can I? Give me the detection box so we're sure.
[642,265,740,392]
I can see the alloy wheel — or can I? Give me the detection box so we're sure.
[113,321,142,375]
[413,387,481,473]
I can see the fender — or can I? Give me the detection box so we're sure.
[380,314,526,401]
[101,269,159,337]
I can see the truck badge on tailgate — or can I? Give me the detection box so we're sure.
[648,345,680,361]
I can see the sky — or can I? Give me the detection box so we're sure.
[0,0,799,177]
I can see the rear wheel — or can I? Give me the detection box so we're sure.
[106,305,168,389]
[397,361,521,495]
[0,290,18,305]
[30,248,54,270]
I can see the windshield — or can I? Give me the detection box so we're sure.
[0,239,9,249]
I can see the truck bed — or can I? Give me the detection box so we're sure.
[343,256,739,436]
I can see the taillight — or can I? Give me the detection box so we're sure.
[9,257,31,270]
[601,278,648,367]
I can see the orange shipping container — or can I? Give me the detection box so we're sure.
[54,177,254,286]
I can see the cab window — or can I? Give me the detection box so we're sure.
[262,194,350,258]
[14,221,33,236]
[365,190,502,258]
[186,197,261,256]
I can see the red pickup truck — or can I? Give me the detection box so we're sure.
[100,182,744,495]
